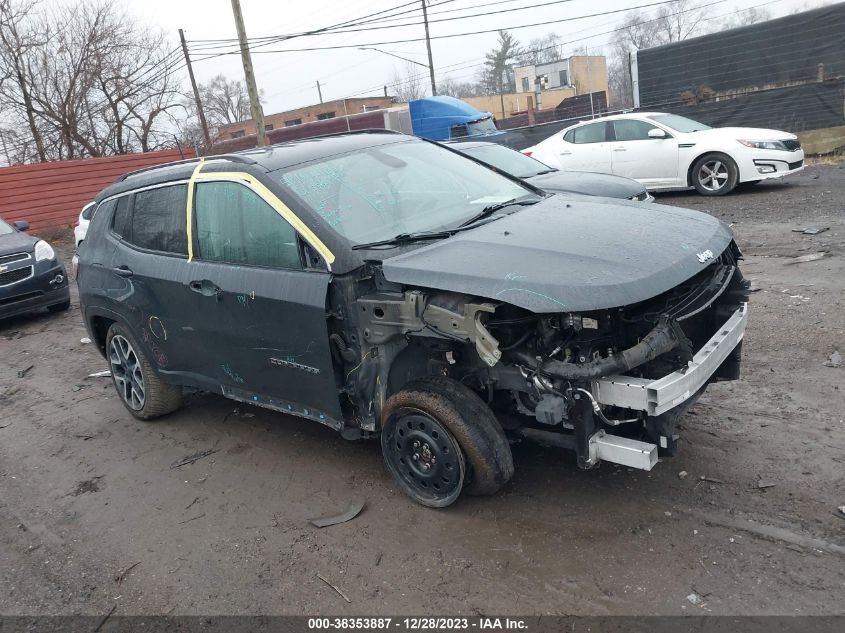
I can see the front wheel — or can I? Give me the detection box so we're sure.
[691,153,739,196]
[381,376,514,508]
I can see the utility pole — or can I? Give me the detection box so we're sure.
[230,0,267,146]
[316,80,323,104]
[421,0,436,96]
[179,29,212,151]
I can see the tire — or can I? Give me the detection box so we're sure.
[381,376,514,507]
[105,323,182,420]
[48,299,70,312]
[691,153,739,196]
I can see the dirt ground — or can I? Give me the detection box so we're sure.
[1,164,843,617]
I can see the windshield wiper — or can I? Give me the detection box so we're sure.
[351,230,454,250]
[458,197,539,228]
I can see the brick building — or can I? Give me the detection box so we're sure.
[218,96,397,140]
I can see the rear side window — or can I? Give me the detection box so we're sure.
[129,185,188,255]
[194,181,302,269]
[81,203,96,220]
[111,196,131,238]
[571,122,607,144]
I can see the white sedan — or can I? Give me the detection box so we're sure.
[524,112,805,196]
[73,201,95,247]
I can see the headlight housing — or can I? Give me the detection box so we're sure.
[738,139,788,151]
[34,240,56,262]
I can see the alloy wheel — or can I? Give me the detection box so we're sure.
[698,160,730,191]
[109,334,145,410]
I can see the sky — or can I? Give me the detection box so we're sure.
[111,0,834,116]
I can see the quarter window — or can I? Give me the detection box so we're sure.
[128,185,188,255]
[194,181,302,269]
[571,122,607,144]
[111,196,132,238]
[612,119,661,141]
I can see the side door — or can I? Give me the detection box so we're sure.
[610,119,679,185]
[557,122,613,173]
[106,183,202,378]
[186,178,342,423]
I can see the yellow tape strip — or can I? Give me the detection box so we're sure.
[193,171,335,265]
[185,159,206,261]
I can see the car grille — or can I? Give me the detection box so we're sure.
[782,139,801,151]
[0,266,33,287]
[0,252,30,265]
[788,160,804,170]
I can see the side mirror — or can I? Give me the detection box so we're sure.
[648,128,667,139]
[13,220,29,231]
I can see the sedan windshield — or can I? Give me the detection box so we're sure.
[462,144,553,178]
[274,140,536,245]
[0,219,14,236]
[649,114,711,133]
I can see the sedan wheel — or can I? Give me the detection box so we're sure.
[692,153,738,196]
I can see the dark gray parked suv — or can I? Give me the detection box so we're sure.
[77,131,749,507]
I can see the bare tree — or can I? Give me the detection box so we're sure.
[719,6,772,29]
[0,0,183,164]
[437,75,482,98]
[199,74,251,127]
[518,33,563,66]
[389,61,427,102]
[0,0,48,161]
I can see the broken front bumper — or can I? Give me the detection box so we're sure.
[590,303,748,416]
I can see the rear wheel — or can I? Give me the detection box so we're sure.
[691,153,739,196]
[381,376,513,507]
[106,323,182,420]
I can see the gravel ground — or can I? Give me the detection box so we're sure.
[1,163,843,616]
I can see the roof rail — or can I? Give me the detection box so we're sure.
[266,128,405,148]
[117,154,257,182]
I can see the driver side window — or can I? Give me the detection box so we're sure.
[194,181,302,269]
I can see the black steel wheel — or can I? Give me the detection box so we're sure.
[381,376,513,507]
[382,407,466,508]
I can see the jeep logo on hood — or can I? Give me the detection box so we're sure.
[697,249,715,263]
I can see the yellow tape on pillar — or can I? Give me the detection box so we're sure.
[185,159,206,262]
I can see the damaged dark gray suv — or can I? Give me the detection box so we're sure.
[77,131,749,507]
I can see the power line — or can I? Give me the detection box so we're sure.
[191,0,681,62]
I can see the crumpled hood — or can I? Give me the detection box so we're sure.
[381,195,734,313]
[526,170,645,199]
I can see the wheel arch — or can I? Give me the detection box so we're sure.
[686,150,739,186]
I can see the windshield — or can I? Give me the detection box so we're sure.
[0,219,14,236]
[462,144,553,178]
[274,140,535,245]
[467,116,498,136]
[649,114,711,133]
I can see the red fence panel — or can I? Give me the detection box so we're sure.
[0,148,195,232]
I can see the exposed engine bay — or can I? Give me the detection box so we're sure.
[330,242,750,471]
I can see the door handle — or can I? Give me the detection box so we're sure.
[613,147,627,152]
[559,150,572,155]
[112,266,133,278]
[189,279,223,299]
